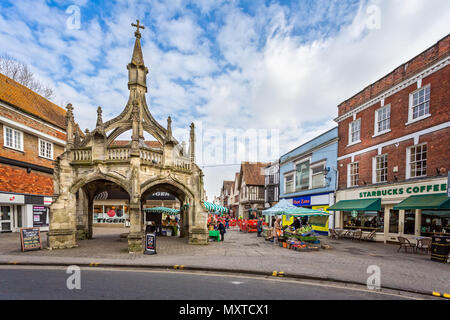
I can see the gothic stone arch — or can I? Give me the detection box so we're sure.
[48,22,208,253]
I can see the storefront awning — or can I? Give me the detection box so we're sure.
[393,193,450,210]
[327,198,381,211]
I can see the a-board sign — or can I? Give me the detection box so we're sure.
[20,227,42,252]
[144,232,156,255]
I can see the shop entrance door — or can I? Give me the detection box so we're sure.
[0,206,13,232]
[387,209,401,241]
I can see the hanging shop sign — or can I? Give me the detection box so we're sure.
[20,227,42,252]
[359,183,447,198]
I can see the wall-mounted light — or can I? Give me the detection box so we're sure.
[27,167,31,174]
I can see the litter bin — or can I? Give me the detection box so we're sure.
[430,235,450,263]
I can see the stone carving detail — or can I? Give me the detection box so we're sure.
[49,20,209,253]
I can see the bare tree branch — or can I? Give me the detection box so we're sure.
[0,55,55,100]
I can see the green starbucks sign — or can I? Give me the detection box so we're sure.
[359,183,447,198]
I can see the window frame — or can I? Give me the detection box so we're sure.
[347,162,359,188]
[373,104,391,137]
[38,138,54,160]
[284,173,294,194]
[407,84,431,125]
[372,154,388,184]
[294,157,311,191]
[311,161,326,189]
[406,143,427,179]
[348,118,361,146]
[3,125,24,152]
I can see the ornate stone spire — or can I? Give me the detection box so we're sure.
[127,19,148,92]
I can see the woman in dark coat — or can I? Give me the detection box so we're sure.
[217,221,226,241]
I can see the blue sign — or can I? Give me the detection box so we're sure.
[293,196,311,207]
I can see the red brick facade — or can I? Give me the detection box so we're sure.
[336,35,450,190]
[0,74,66,196]
[0,163,53,196]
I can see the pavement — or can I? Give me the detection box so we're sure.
[1,227,449,296]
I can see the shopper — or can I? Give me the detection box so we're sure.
[217,220,226,241]
[225,215,230,229]
[273,217,282,244]
[257,217,263,237]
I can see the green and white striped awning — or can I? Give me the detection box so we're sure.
[202,201,229,214]
[144,207,180,215]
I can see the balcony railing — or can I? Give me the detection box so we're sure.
[72,149,92,161]
[107,147,130,161]
[140,149,163,165]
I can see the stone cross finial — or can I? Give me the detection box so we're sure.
[132,19,145,38]
[96,106,103,127]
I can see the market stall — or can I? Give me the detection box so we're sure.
[144,207,180,236]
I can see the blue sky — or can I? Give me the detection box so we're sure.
[0,0,449,200]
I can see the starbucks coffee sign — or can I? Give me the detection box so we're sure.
[359,183,447,198]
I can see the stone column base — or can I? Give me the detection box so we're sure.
[189,227,208,245]
[47,229,77,249]
[76,225,89,240]
[128,232,144,253]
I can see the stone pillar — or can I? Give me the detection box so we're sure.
[188,200,208,245]
[127,155,143,253]
[75,189,89,240]
[128,202,144,253]
[48,192,78,249]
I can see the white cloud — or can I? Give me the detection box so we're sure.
[0,0,449,201]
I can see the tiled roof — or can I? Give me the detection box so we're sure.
[241,162,270,186]
[222,180,234,193]
[0,73,66,129]
[111,140,162,148]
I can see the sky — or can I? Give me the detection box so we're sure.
[0,0,449,200]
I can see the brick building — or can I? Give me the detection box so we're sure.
[329,35,450,243]
[0,73,66,232]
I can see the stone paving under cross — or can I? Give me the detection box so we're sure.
[0,227,448,294]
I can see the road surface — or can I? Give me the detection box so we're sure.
[0,266,418,300]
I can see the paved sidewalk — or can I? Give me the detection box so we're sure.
[1,227,448,294]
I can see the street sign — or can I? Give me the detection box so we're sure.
[144,232,156,255]
[20,228,42,252]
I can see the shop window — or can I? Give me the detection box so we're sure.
[403,209,416,235]
[295,160,310,191]
[421,210,450,236]
[343,210,384,232]
[407,144,427,178]
[389,209,399,233]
